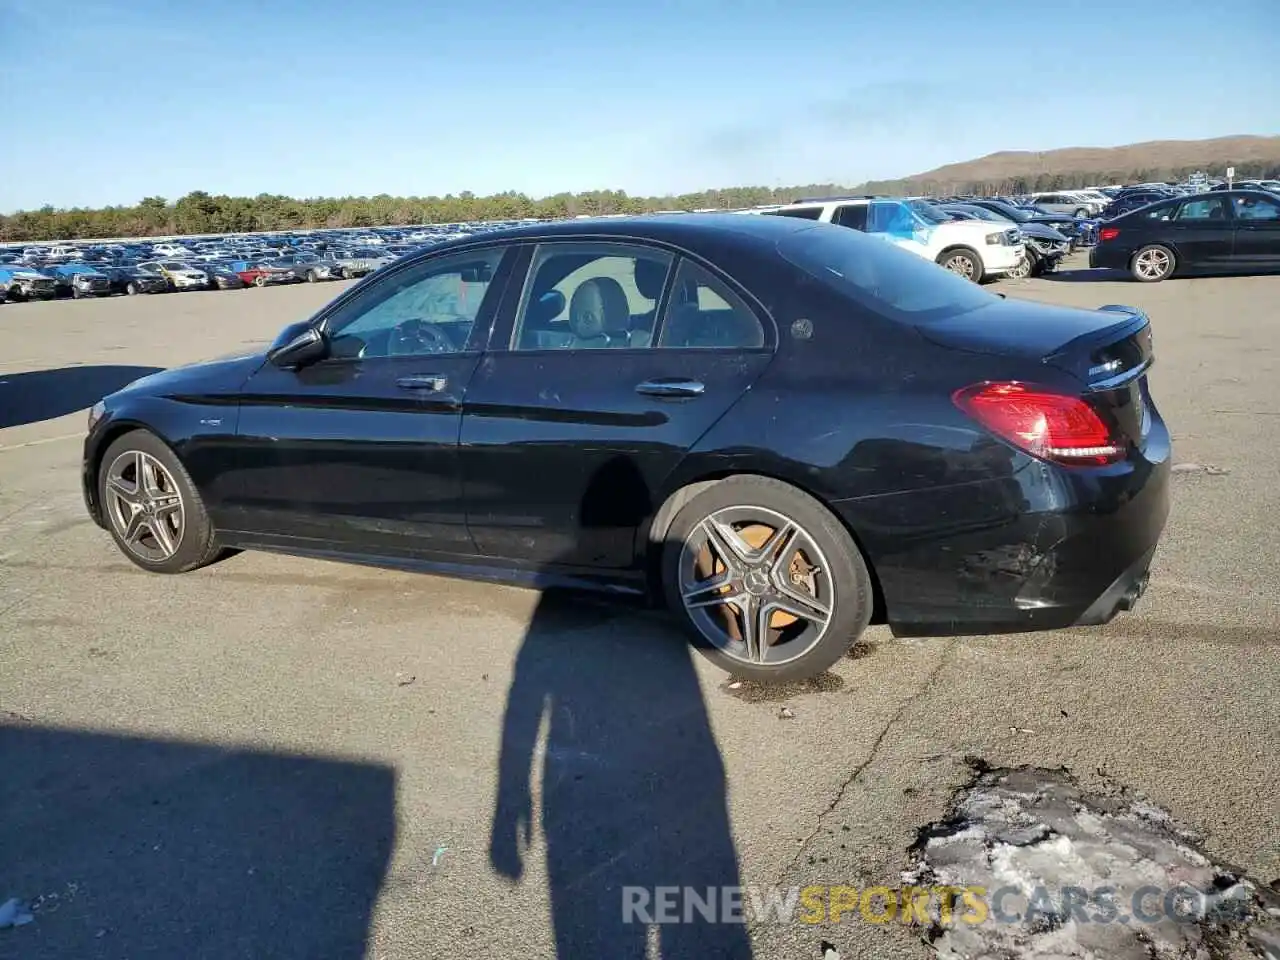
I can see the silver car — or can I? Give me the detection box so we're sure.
[1026,192,1105,218]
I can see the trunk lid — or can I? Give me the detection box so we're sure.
[921,301,1156,456]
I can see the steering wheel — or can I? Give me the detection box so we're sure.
[388,318,456,356]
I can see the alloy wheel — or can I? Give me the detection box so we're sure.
[678,505,834,666]
[104,449,186,562]
[1134,248,1171,280]
[943,254,975,279]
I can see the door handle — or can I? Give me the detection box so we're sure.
[635,378,705,398]
[396,374,448,391]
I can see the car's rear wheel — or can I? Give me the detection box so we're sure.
[126,281,140,295]
[98,430,222,574]
[1131,244,1175,282]
[661,476,874,683]
[936,247,984,283]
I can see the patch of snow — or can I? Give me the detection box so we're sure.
[904,767,1280,959]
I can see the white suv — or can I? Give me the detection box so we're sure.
[750,196,1024,282]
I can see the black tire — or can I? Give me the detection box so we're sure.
[935,247,984,283]
[660,475,874,683]
[97,430,223,574]
[1130,244,1176,282]
[126,281,140,295]
[305,269,317,283]
[1073,208,1089,218]
[254,274,267,287]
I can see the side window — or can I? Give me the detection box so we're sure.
[1234,195,1280,221]
[767,207,823,221]
[1139,203,1175,222]
[867,201,916,236]
[512,242,672,350]
[833,204,869,231]
[324,247,505,359]
[657,259,765,350]
[1175,197,1229,221]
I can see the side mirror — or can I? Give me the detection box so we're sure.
[267,321,328,369]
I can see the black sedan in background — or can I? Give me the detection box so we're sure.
[1091,189,1280,281]
[81,215,1169,682]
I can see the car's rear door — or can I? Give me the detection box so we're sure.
[459,240,775,571]
[222,244,517,558]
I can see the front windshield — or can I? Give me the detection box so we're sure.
[907,199,950,225]
[954,205,1004,222]
[984,201,1030,222]
[777,223,999,325]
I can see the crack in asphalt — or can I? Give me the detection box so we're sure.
[777,637,959,883]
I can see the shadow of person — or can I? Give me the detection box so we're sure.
[489,456,753,959]
[0,365,163,429]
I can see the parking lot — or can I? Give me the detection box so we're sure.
[2,257,1278,958]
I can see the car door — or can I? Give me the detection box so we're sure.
[1167,195,1235,267]
[459,241,775,571]
[222,244,517,558]
[1229,193,1280,267]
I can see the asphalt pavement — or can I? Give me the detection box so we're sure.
[1,258,1277,960]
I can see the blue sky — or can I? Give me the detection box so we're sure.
[1,0,1277,212]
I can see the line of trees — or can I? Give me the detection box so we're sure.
[4,160,1279,242]
[0,186,847,242]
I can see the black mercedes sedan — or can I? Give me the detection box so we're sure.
[1090,189,1280,281]
[82,214,1170,682]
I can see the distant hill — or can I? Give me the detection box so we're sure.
[855,135,1280,195]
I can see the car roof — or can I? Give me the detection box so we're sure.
[403,212,819,258]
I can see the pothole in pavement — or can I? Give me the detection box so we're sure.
[720,670,846,703]
[903,763,1280,959]
[1172,462,1232,477]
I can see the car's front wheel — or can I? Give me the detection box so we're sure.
[1131,244,1175,282]
[1007,252,1033,280]
[98,430,223,574]
[661,476,874,683]
[936,247,984,283]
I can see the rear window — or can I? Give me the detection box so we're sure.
[776,223,998,324]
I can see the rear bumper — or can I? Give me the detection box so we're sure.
[1089,243,1131,270]
[1073,546,1153,626]
[836,420,1171,638]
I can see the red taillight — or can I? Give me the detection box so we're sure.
[1099,227,1120,242]
[952,382,1123,465]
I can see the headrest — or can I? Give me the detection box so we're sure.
[634,258,668,301]
[568,277,631,339]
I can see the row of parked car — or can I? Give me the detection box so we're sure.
[0,222,526,303]
[749,193,1099,282]
[4,177,1275,303]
